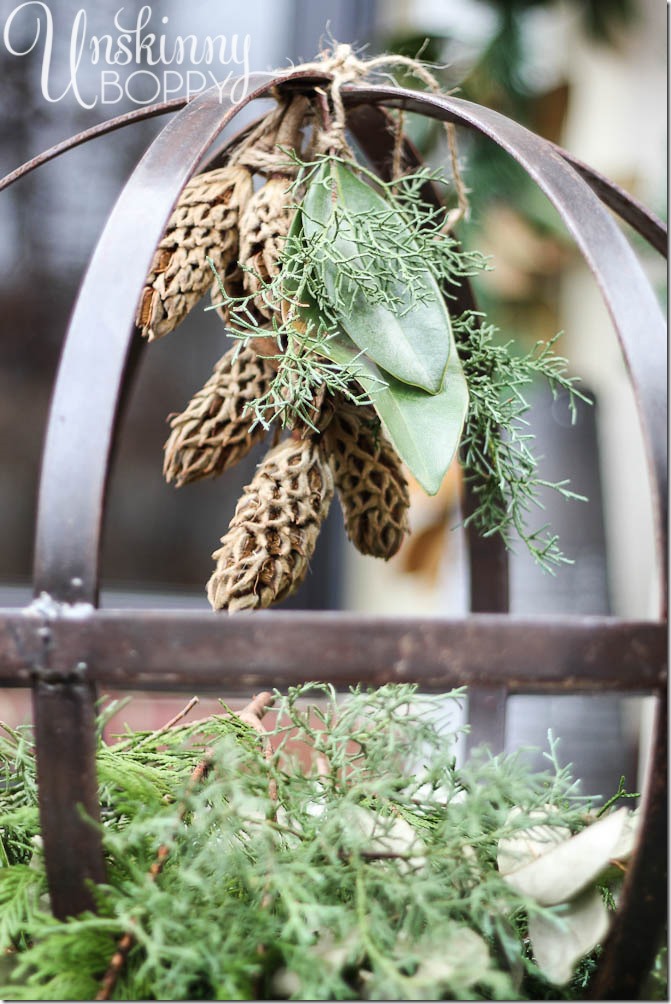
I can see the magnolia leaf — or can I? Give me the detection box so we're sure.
[609,806,641,862]
[335,804,426,873]
[503,807,630,906]
[497,806,572,876]
[301,159,452,394]
[528,888,610,986]
[310,325,467,496]
[282,202,468,494]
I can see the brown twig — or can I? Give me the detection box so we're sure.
[113,696,201,751]
[237,691,277,804]
[238,690,275,724]
[158,696,200,732]
[95,932,135,1002]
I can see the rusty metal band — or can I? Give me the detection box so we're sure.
[29,68,321,920]
[345,102,511,753]
[338,85,666,996]
[1,87,666,259]
[1,609,665,691]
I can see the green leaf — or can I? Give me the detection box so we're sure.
[295,309,467,496]
[301,159,452,394]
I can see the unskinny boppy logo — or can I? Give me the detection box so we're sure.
[2,3,252,108]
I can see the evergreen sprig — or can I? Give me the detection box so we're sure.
[455,312,590,570]
[208,155,487,434]
[0,687,641,1000]
[209,150,587,568]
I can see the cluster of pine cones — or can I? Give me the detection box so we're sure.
[136,97,410,612]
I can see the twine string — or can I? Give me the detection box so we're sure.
[297,44,469,230]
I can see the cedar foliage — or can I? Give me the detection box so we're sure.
[0,686,650,1000]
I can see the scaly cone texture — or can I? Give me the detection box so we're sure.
[207,436,334,612]
[136,164,253,340]
[163,343,276,487]
[237,176,295,320]
[325,397,411,560]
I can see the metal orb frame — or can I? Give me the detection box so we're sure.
[0,69,666,1000]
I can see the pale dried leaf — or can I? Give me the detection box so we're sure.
[497,806,571,877]
[503,807,629,906]
[528,887,610,986]
[409,927,492,993]
[609,806,641,862]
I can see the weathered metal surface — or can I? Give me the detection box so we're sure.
[27,69,334,918]
[2,87,666,258]
[348,103,512,754]
[0,609,665,693]
[346,102,511,624]
[32,680,104,919]
[31,72,306,606]
[550,142,667,257]
[0,96,189,195]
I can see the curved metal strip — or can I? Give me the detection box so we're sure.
[0,97,188,195]
[29,69,324,917]
[340,86,669,1000]
[347,102,511,755]
[590,696,667,999]
[552,142,667,257]
[347,102,511,620]
[0,85,665,259]
[340,84,667,593]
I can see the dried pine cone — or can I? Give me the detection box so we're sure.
[325,398,410,560]
[237,176,295,319]
[137,164,253,340]
[163,343,276,487]
[207,436,334,612]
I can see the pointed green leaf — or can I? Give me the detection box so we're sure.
[292,301,468,496]
[301,159,452,394]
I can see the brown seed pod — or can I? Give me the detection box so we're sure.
[237,176,295,319]
[325,397,411,560]
[288,384,338,438]
[163,343,276,487]
[209,263,246,327]
[207,436,334,612]
[137,164,253,340]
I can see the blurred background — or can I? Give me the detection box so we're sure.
[0,0,666,797]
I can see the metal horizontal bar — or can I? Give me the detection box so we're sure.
[1,609,665,694]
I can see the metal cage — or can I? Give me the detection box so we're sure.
[0,70,666,999]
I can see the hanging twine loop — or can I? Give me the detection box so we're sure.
[296,43,470,231]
